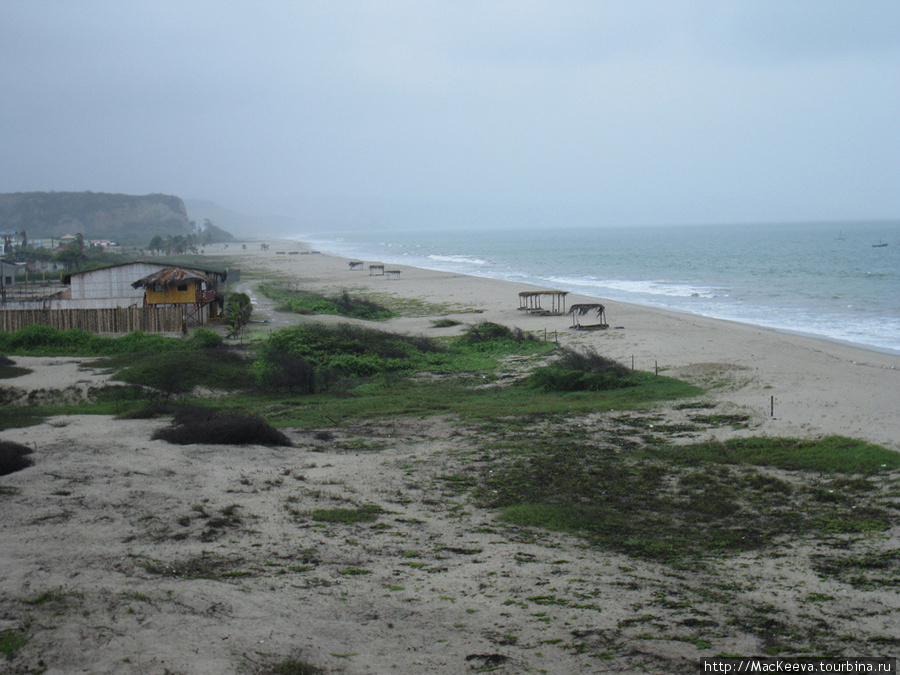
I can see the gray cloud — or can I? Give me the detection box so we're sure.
[1,0,898,227]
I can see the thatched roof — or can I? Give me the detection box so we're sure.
[131,266,217,289]
[568,303,605,316]
[518,290,568,298]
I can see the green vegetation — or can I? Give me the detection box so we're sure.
[0,628,28,657]
[472,434,898,562]
[259,283,395,321]
[529,346,639,392]
[640,435,900,473]
[0,324,211,357]
[113,349,253,399]
[224,292,253,338]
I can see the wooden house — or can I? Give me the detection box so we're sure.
[131,266,226,325]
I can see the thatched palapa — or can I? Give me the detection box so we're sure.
[518,290,568,315]
[568,303,607,330]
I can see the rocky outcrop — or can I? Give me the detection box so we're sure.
[0,191,194,242]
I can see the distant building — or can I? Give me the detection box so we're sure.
[1,260,19,289]
[1,230,26,255]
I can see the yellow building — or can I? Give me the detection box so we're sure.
[131,265,226,325]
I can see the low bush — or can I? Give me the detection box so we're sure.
[0,355,14,366]
[254,323,447,386]
[114,350,254,398]
[254,349,319,393]
[0,440,34,475]
[152,406,291,446]
[186,328,223,349]
[457,322,538,351]
[529,347,637,392]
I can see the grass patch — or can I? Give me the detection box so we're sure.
[259,283,395,321]
[640,436,900,473]
[0,325,206,357]
[0,407,46,430]
[0,629,28,657]
[473,434,898,563]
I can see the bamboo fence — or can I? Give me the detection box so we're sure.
[0,306,183,333]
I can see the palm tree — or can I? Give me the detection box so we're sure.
[225,292,253,340]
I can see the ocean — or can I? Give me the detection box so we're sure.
[298,220,900,354]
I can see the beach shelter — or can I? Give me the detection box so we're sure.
[568,303,607,330]
[517,290,568,315]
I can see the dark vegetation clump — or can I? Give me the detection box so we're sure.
[152,405,291,446]
[0,355,15,366]
[114,349,254,399]
[0,439,34,475]
[529,346,637,392]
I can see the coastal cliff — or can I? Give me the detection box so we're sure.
[0,191,199,243]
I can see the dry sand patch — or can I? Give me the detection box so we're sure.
[2,408,898,673]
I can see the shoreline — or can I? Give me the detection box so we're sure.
[221,238,900,450]
[285,235,900,358]
[294,228,900,356]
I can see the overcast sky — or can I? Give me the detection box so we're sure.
[2,1,898,229]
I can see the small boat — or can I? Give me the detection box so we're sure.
[872,242,888,248]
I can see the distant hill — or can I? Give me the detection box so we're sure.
[184,198,303,238]
[0,191,232,244]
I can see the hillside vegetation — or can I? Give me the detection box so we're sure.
[0,191,211,244]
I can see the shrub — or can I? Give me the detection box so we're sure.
[152,406,291,446]
[459,322,531,344]
[115,351,202,400]
[254,323,446,387]
[529,347,636,392]
[456,322,542,354]
[187,327,223,349]
[0,440,34,476]
[254,349,318,393]
[114,350,254,398]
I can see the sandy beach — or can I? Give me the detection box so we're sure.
[1,239,899,674]
[232,240,900,451]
